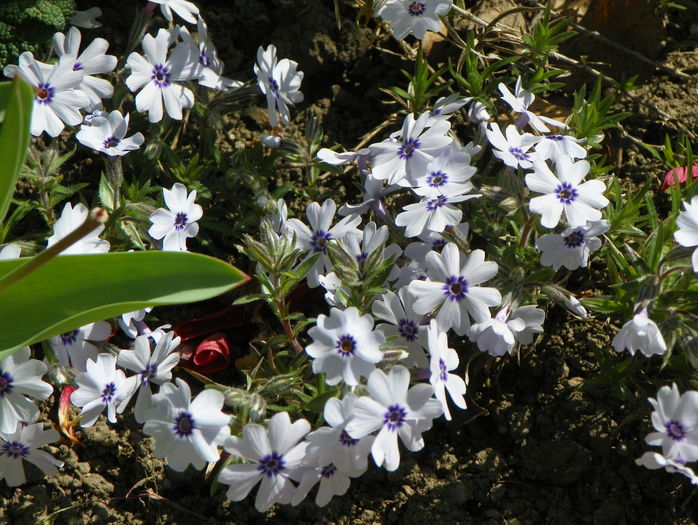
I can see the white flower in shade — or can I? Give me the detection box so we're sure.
[536,220,609,271]
[425,320,466,420]
[378,0,453,40]
[52,26,117,111]
[344,365,442,471]
[524,133,587,162]
[150,0,200,24]
[426,93,470,125]
[404,222,470,268]
[254,44,304,127]
[612,307,667,358]
[48,321,112,372]
[373,288,428,368]
[117,331,181,423]
[143,378,230,471]
[0,245,20,259]
[396,191,478,238]
[636,451,698,485]
[509,305,546,344]
[468,99,490,125]
[284,199,361,288]
[468,305,544,357]
[643,383,698,463]
[269,198,289,237]
[0,348,53,434]
[346,221,402,280]
[306,307,385,386]
[498,77,565,133]
[291,455,355,507]
[71,353,136,427]
[485,123,537,169]
[125,28,195,123]
[370,112,452,186]
[148,183,203,251]
[526,157,609,228]
[413,144,476,197]
[47,202,110,255]
[4,52,89,137]
[70,7,103,28]
[408,244,501,335]
[338,172,398,221]
[674,196,698,272]
[0,424,63,487]
[75,110,144,156]
[220,412,310,512]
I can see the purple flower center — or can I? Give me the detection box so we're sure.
[438,358,448,382]
[321,462,337,478]
[60,329,80,346]
[408,1,426,15]
[173,411,195,438]
[398,137,421,160]
[338,429,359,447]
[0,371,13,397]
[174,212,188,231]
[1,441,29,459]
[151,64,171,88]
[102,136,121,149]
[258,452,285,477]
[508,147,529,162]
[555,182,578,204]
[443,275,468,302]
[73,62,83,71]
[426,195,448,211]
[563,230,585,248]
[666,420,686,441]
[101,382,117,403]
[199,50,210,67]
[431,238,447,251]
[311,229,332,253]
[398,319,418,342]
[268,77,280,97]
[427,170,448,187]
[384,404,407,431]
[140,363,158,385]
[547,135,564,141]
[35,82,55,105]
[336,334,357,357]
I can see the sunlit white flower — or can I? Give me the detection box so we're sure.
[0,424,63,487]
[52,26,117,110]
[426,93,470,125]
[148,183,203,251]
[468,305,544,357]
[4,52,89,137]
[150,0,200,24]
[373,288,428,368]
[498,77,565,132]
[344,365,442,471]
[612,307,667,357]
[346,221,402,280]
[396,190,478,238]
[509,305,546,345]
[291,455,356,507]
[48,321,111,372]
[486,123,537,169]
[536,220,609,270]
[468,99,490,125]
[378,0,453,40]
[220,412,310,512]
[412,144,476,197]
[47,202,110,254]
[119,308,153,338]
[0,245,21,259]
[674,196,698,272]
[254,44,304,127]
[75,110,144,156]
[636,451,698,485]
[0,348,53,433]
[125,28,195,122]
[425,320,465,420]
[71,353,136,427]
[526,157,609,228]
[643,383,698,463]
[306,307,385,386]
[408,244,501,335]
[524,133,587,162]
[143,378,230,471]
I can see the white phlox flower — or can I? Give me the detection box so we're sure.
[75,110,144,156]
[4,52,89,137]
[536,220,609,271]
[284,199,361,288]
[408,243,501,335]
[523,133,587,162]
[117,331,181,423]
[48,321,112,372]
[378,0,453,40]
[254,44,304,127]
[469,305,545,356]
[148,183,203,251]
[71,353,136,427]
[468,99,491,125]
[52,26,117,111]
[269,198,289,237]
[526,157,609,228]
[426,320,466,420]
[404,222,470,268]
[143,378,230,471]
[643,383,698,463]
[119,308,153,338]
[70,7,103,28]
[125,28,195,123]
[47,202,110,254]
[412,143,476,197]
[373,288,428,368]
[426,93,470,125]
[0,347,53,434]
[612,307,667,358]
[0,245,21,259]
[150,0,200,24]
[338,172,399,221]
[305,306,385,386]
[674,196,698,272]
[370,112,452,186]
[498,77,565,133]
[346,221,402,281]
[508,305,546,345]
[0,424,63,487]
[220,412,310,512]
[395,189,478,238]
[636,451,698,485]
[485,123,537,170]
[344,365,442,471]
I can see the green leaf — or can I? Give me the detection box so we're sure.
[0,78,34,224]
[0,251,249,358]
